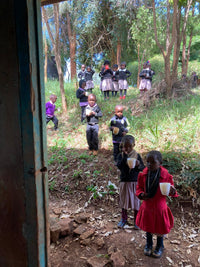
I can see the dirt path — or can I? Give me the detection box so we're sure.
[48,147,200,267]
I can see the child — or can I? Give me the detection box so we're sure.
[139,61,155,95]
[46,94,58,130]
[112,64,119,97]
[85,66,95,93]
[110,105,129,163]
[76,80,88,122]
[99,60,113,100]
[116,62,131,99]
[136,150,178,258]
[117,135,145,229]
[78,64,86,80]
[83,94,102,156]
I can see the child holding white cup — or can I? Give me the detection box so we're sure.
[136,150,178,258]
[116,135,145,229]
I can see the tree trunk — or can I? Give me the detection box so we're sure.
[42,5,67,114]
[44,35,48,83]
[172,8,181,81]
[66,11,76,81]
[152,0,178,97]
[182,6,194,76]
[117,39,121,66]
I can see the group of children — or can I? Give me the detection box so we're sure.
[78,60,132,100]
[46,60,177,259]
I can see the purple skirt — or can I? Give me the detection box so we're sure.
[118,79,128,90]
[112,81,119,91]
[86,80,94,90]
[139,79,152,90]
[119,182,140,211]
[102,78,114,91]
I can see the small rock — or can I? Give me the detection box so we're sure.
[130,236,135,242]
[80,238,91,246]
[186,249,191,254]
[59,218,73,236]
[166,257,174,265]
[74,213,89,224]
[110,251,126,267]
[80,229,95,240]
[87,255,111,267]
[198,255,200,264]
[94,238,105,249]
[104,231,112,237]
[73,224,87,235]
[50,223,61,243]
[170,240,181,245]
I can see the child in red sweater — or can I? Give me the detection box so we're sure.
[136,150,178,258]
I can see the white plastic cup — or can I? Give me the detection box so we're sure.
[85,91,90,96]
[127,158,137,169]
[113,127,119,135]
[86,109,91,116]
[159,183,171,196]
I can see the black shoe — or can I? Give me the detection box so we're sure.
[152,246,164,258]
[144,245,152,256]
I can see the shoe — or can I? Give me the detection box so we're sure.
[144,245,152,256]
[122,95,126,99]
[119,96,122,100]
[134,224,140,230]
[152,246,164,258]
[117,219,127,228]
[88,150,93,155]
[93,150,98,156]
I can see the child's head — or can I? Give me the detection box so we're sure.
[112,64,118,71]
[146,150,162,171]
[81,64,86,71]
[120,62,126,69]
[115,105,123,118]
[104,60,110,66]
[50,94,57,103]
[146,60,151,68]
[121,135,135,154]
[79,79,86,89]
[87,66,91,71]
[88,94,96,107]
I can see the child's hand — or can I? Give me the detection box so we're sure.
[170,185,176,196]
[139,193,149,200]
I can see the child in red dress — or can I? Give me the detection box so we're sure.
[136,150,178,258]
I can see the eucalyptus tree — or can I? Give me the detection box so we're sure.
[152,0,194,97]
[42,4,67,113]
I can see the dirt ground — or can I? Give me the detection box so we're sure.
[48,147,200,267]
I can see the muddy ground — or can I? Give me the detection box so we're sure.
[48,147,200,267]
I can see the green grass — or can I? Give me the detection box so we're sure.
[45,80,200,187]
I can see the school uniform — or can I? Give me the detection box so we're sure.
[85,70,95,91]
[110,115,129,162]
[46,101,58,130]
[83,104,102,151]
[76,88,88,122]
[112,71,119,92]
[117,150,145,211]
[78,70,86,80]
[100,68,114,91]
[136,166,178,235]
[116,69,131,90]
[139,68,155,91]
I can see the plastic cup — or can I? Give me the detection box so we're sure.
[159,183,171,196]
[86,109,92,116]
[113,127,119,135]
[127,158,137,169]
[85,91,90,96]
